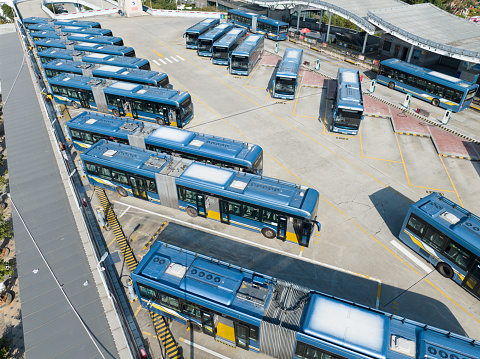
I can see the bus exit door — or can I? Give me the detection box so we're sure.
[129,176,148,200]
[201,311,215,336]
[277,216,287,240]
[463,259,480,299]
[196,194,206,217]
[78,91,90,108]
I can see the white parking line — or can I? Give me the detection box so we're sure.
[165,58,173,64]
[179,338,231,359]
[176,55,185,61]
[171,56,179,62]
[159,59,167,65]
[390,240,432,273]
[118,205,131,219]
[152,60,160,66]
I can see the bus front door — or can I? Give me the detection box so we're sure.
[78,91,90,108]
[196,194,206,217]
[201,311,215,337]
[129,176,148,200]
[220,200,229,224]
[277,216,287,240]
[129,101,138,119]
[463,259,480,299]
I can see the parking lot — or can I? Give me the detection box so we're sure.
[29,13,480,359]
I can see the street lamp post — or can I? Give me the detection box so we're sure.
[98,252,111,299]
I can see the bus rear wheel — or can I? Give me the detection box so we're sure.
[72,101,80,109]
[156,117,165,125]
[431,98,440,107]
[261,227,276,239]
[436,262,454,279]
[388,82,395,90]
[186,207,198,217]
[112,109,120,117]
[116,186,128,197]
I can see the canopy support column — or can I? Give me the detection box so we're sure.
[407,43,415,62]
[326,12,332,43]
[362,33,368,54]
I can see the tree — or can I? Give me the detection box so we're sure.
[0,211,11,242]
[0,336,13,359]
[0,4,14,22]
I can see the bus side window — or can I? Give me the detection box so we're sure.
[261,209,277,225]
[444,242,474,270]
[228,201,242,216]
[177,186,196,204]
[422,227,448,252]
[81,131,94,144]
[242,204,259,221]
[70,129,82,141]
[406,215,427,237]
[111,169,129,185]
[84,162,99,175]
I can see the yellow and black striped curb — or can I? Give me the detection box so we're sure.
[440,153,480,161]
[364,114,391,119]
[396,132,430,138]
[96,188,138,272]
[470,103,480,111]
[143,221,167,251]
[149,311,182,359]
[366,92,480,146]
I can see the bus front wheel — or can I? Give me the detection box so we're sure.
[116,186,128,197]
[72,101,80,109]
[156,117,165,125]
[431,98,440,107]
[261,227,276,239]
[186,207,198,217]
[436,262,454,279]
[388,82,395,90]
[112,109,120,117]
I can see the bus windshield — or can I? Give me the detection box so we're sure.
[231,55,248,70]
[213,47,228,60]
[466,88,477,102]
[185,33,198,45]
[279,25,288,33]
[275,77,296,95]
[198,39,212,52]
[336,109,362,129]
[180,97,193,120]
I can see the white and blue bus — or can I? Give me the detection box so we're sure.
[230,35,264,76]
[37,48,150,70]
[43,60,169,88]
[197,23,236,57]
[133,241,480,359]
[48,74,193,127]
[81,140,319,245]
[27,23,113,36]
[34,38,136,57]
[212,28,248,66]
[332,68,364,135]
[399,192,480,299]
[227,9,288,41]
[31,31,124,46]
[23,17,101,29]
[272,48,303,100]
[67,111,264,174]
[377,59,479,112]
[184,18,220,50]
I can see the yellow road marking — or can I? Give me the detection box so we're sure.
[134,306,142,318]
[107,237,116,248]
[142,331,151,336]
[152,49,163,57]
[438,154,463,206]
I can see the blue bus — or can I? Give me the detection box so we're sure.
[23,17,102,29]
[34,39,136,57]
[37,48,150,70]
[332,68,364,135]
[377,59,479,112]
[30,31,124,46]
[230,35,264,76]
[399,192,480,299]
[27,23,113,36]
[272,48,303,100]
[184,18,220,50]
[197,23,236,57]
[49,74,193,127]
[81,140,319,245]
[212,28,247,66]
[43,60,169,88]
[67,111,264,174]
[133,241,480,358]
[227,9,289,41]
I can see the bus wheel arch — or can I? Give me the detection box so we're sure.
[116,186,128,197]
[71,101,80,109]
[186,206,198,217]
[388,82,395,90]
[431,98,440,107]
[436,262,454,279]
[112,109,120,117]
[261,227,276,239]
